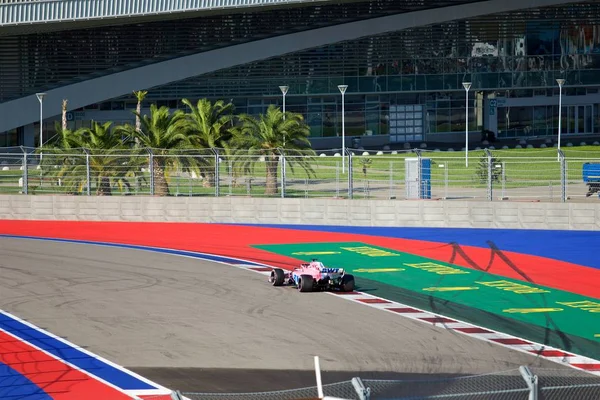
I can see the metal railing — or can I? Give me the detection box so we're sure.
[0,0,326,26]
[174,366,600,400]
[1,146,599,203]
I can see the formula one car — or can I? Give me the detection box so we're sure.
[268,259,355,292]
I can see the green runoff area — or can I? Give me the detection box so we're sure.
[253,241,600,360]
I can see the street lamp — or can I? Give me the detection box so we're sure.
[279,85,289,198]
[279,85,289,121]
[556,78,565,161]
[462,82,471,168]
[36,93,46,148]
[338,84,348,173]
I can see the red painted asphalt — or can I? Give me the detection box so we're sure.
[0,330,133,400]
[1,220,598,299]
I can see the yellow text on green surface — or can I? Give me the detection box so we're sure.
[476,280,550,294]
[503,308,564,314]
[341,246,400,257]
[404,262,469,275]
[557,300,600,313]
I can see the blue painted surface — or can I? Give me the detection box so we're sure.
[230,224,600,270]
[0,363,53,400]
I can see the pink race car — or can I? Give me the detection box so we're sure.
[268,259,355,293]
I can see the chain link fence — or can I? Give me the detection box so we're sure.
[172,366,600,400]
[1,146,599,202]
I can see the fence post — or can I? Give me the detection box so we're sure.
[485,149,493,201]
[280,148,286,198]
[170,390,184,400]
[21,146,28,195]
[559,149,566,203]
[519,366,538,400]
[84,148,91,196]
[351,377,371,400]
[389,160,394,199]
[148,148,154,196]
[416,149,423,199]
[213,148,220,197]
[347,149,353,199]
[336,161,340,198]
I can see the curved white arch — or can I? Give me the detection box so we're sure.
[0,0,580,133]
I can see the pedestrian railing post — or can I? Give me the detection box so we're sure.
[559,149,566,203]
[485,149,493,201]
[213,148,220,197]
[148,148,154,196]
[84,148,91,195]
[20,146,28,195]
[519,366,538,400]
[280,148,286,198]
[347,149,353,199]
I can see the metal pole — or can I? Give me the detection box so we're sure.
[338,85,348,173]
[148,149,154,195]
[214,149,220,197]
[486,149,493,201]
[85,149,91,195]
[336,161,340,198]
[279,85,288,197]
[348,151,353,199]
[559,149,566,202]
[36,93,46,164]
[556,79,565,162]
[462,83,471,168]
[22,147,28,195]
[389,161,393,199]
[445,163,448,199]
[314,356,324,399]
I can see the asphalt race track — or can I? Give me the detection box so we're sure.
[0,237,576,392]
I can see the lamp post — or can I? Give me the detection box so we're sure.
[279,85,289,197]
[36,93,46,148]
[279,85,289,122]
[556,78,565,161]
[338,84,348,173]
[462,82,471,168]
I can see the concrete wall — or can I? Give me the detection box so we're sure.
[1,195,599,230]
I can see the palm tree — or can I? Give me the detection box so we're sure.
[180,98,235,187]
[78,121,132,196]
[61,99,68,131]
[40,121,132,195]
[117,104,198,196]
[133,90,148,133]
[232,105,316,195]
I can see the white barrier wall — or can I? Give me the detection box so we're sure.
[0,195,599,230]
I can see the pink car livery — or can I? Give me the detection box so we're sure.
[269,259,355,293]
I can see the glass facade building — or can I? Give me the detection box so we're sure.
[2,0,600,147]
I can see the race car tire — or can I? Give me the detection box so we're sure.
[270,268,285,286]
[340,274,355,292]
[298,274,314,292]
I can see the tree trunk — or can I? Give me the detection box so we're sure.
[153,158,169,196]
[202,168,215,188]
[96,176,112,196]
[265,156,279,195]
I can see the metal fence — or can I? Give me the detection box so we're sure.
[170,367,600,400]
[1,146,599,202]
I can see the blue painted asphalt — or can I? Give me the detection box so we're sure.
[0,363,53,400]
